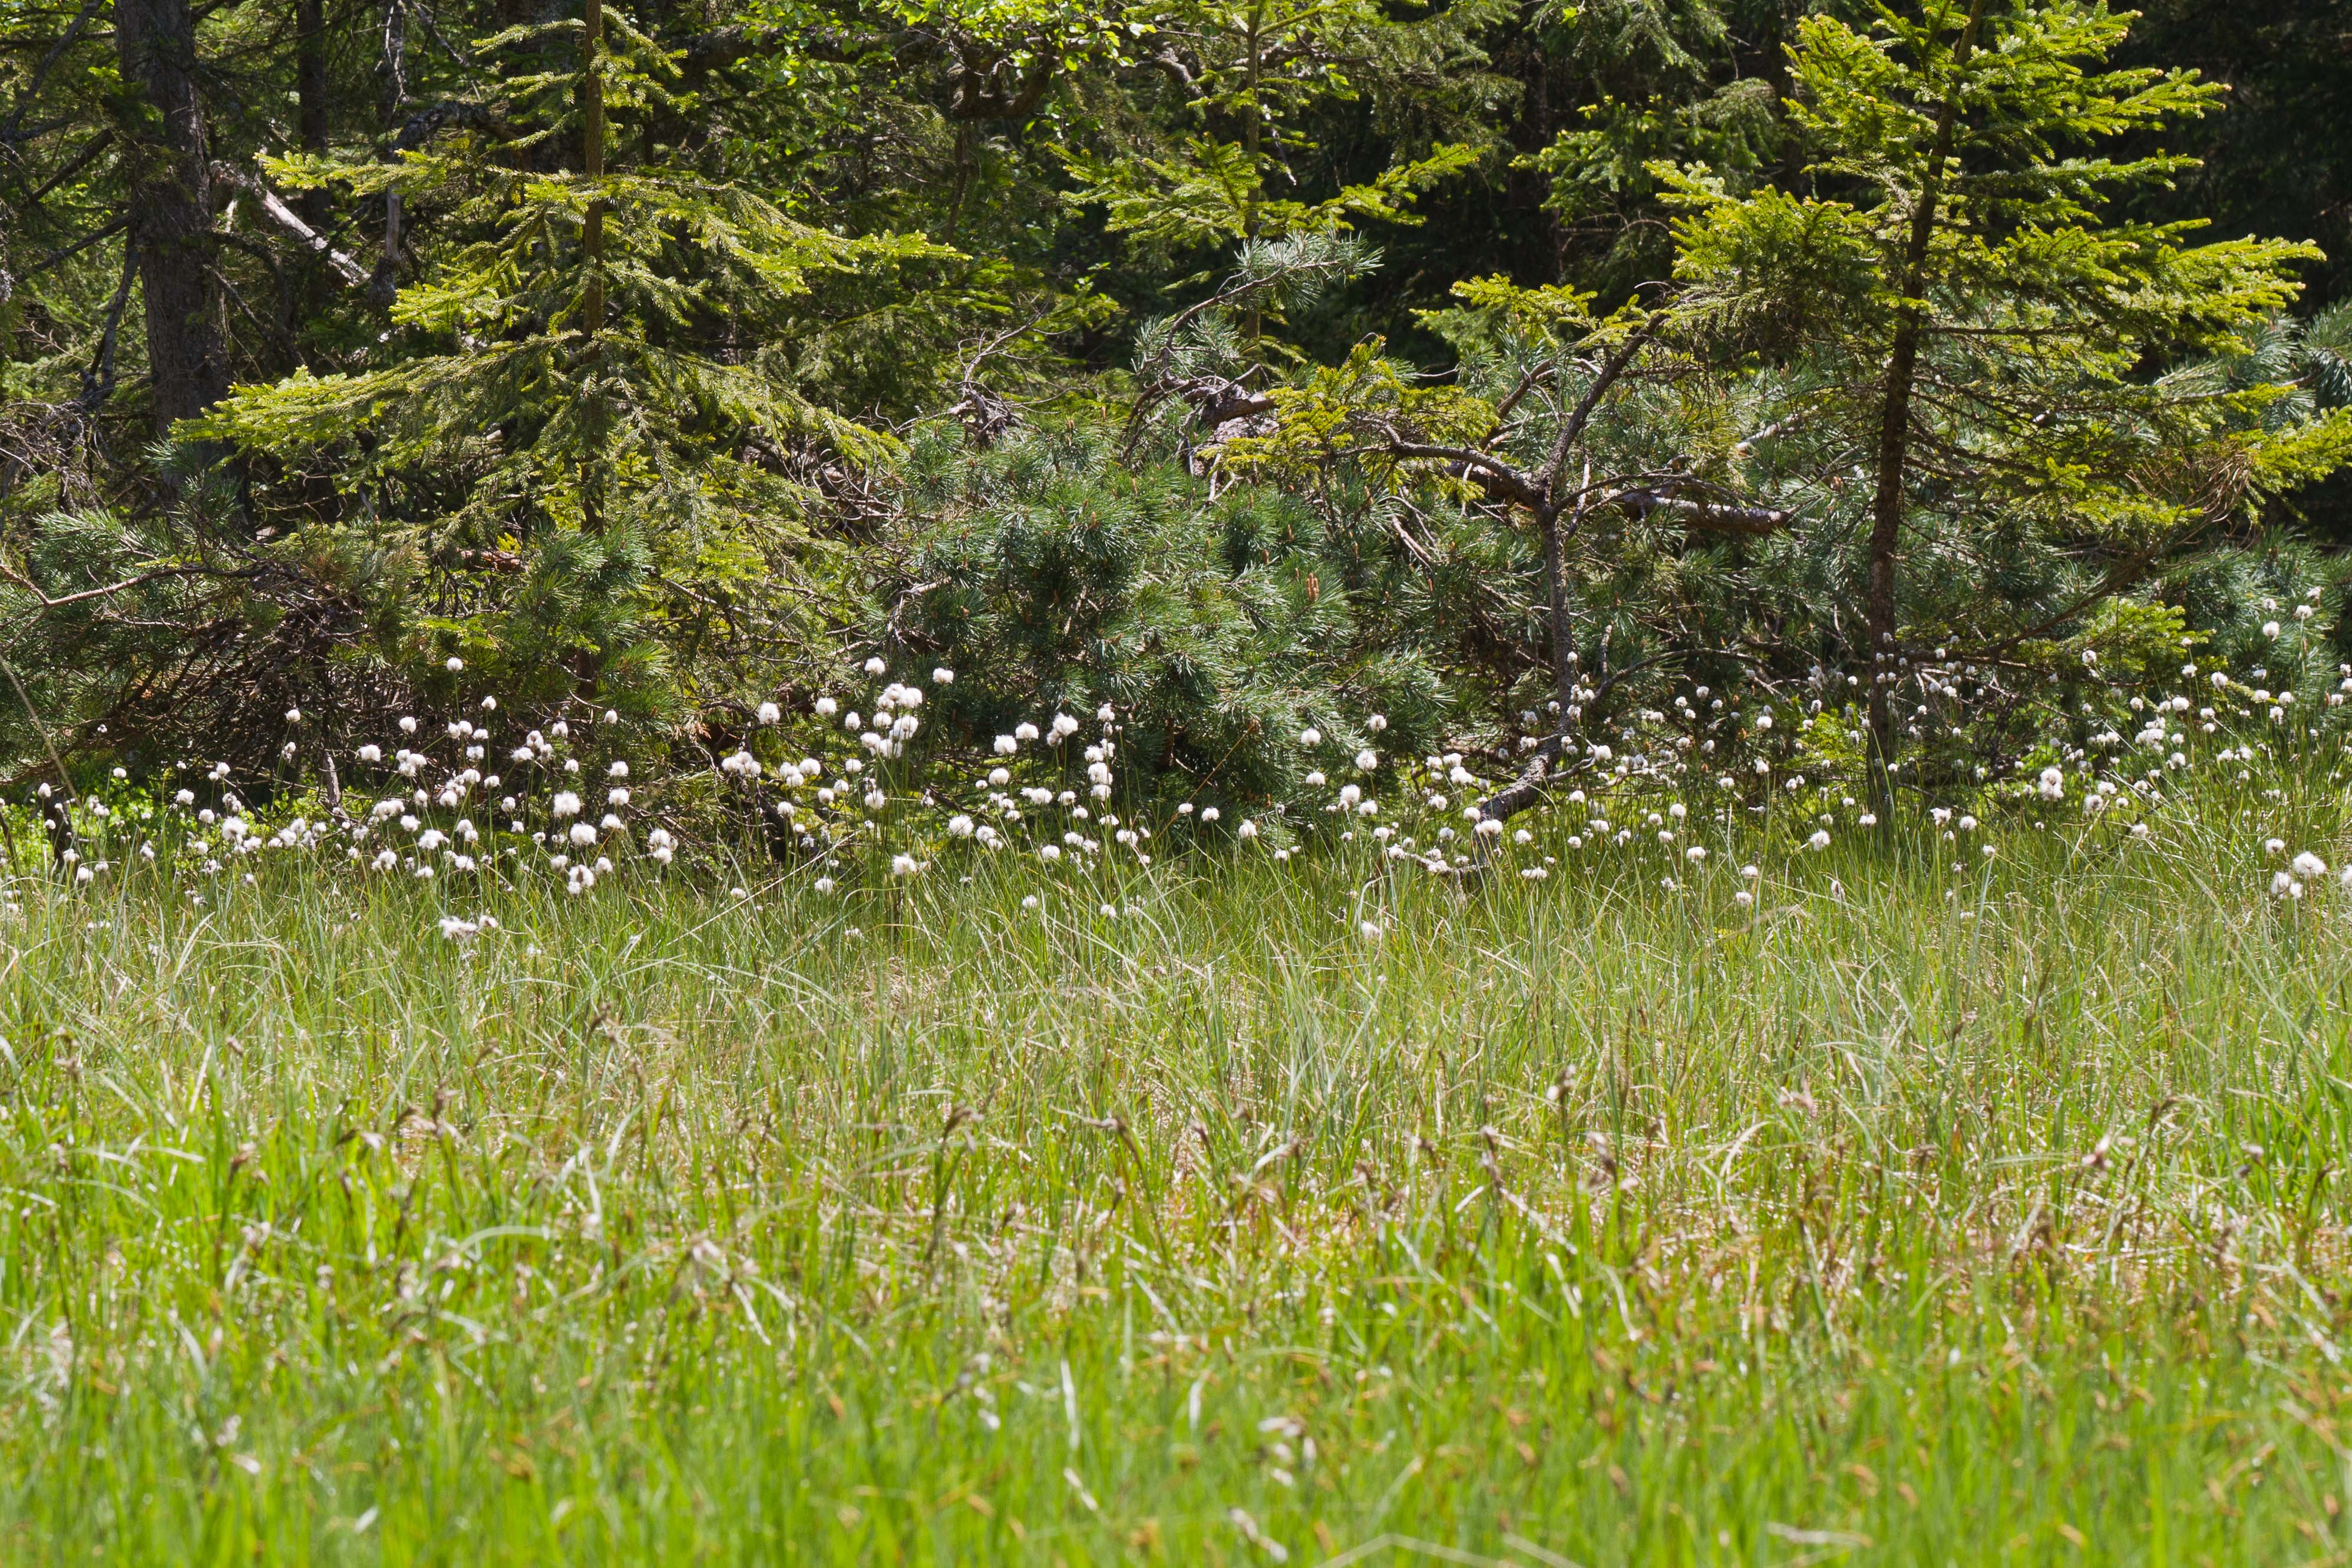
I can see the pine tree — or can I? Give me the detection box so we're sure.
[887,421,1448,819]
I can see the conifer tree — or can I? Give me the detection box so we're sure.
[1663,0,2352,783]
[193,1,944,701]
[1063,0,1494,365]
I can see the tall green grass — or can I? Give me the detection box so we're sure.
[2,772,2349,1564]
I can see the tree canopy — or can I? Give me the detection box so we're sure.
[2,0,2349,811]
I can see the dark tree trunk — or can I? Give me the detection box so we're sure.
[579,0,607,534]
[295,0,330,230]
[1864,0,1988,799]
[292,0,332,336]
[368,0,407,307]
[114,0,227,435]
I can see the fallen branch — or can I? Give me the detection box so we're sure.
[1613,485,1790,536]
[1473,733,1575,826]
[212,161,369,286]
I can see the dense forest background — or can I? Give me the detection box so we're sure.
[4,0,2352,823]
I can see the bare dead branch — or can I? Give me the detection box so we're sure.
[212,160,370,285]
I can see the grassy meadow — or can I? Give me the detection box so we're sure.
[4,772,2352,1565]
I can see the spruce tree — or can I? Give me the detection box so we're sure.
[192,1,943,703]
[1663,0,2352,784]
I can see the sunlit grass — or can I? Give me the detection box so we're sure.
[2,763,2351,1564]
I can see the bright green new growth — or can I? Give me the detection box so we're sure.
[1662,0,2352,768]
[190,9,946,703]
[1062,0,1493,254]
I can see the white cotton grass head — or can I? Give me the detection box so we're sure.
[2292,851,2328,880]
[864,657,887,676]
[1300,727,1322,746]
[934,667,956,685]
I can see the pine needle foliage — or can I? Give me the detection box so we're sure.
[884,423,1448,816]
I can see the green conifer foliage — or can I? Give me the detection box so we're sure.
[1662,0,2352,779]
[191,2,947,706]
[886,424,1446,817]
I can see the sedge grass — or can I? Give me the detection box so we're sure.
[0,773,2349,1564]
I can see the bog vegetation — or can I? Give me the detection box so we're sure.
[7,0,2352,1557]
